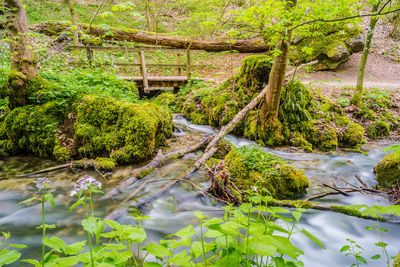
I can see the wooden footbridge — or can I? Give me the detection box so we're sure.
[68,45,198,95]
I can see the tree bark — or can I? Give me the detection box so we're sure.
[351,2,380,104]
[263,0,296,118]
[3,0,38,110]
[31,21,269,53]
[66,0,79,46]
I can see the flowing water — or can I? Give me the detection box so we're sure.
[0,116,399,266]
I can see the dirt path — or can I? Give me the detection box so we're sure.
[298,53,400,91]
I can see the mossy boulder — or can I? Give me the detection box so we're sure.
[213,140,234,159]
[290,22,364,70]
[339,122,365,148]
[224,145,309,199]
[374,154,400,186]
[0,94,172,165]
[366,120,390,139]
[74,95,173,164]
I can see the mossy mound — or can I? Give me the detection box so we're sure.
[374,154,400,186]
[339,122,365,147]
[224,145,309,199]
[290,22,364,70]
[0,93,172,165]
[180,55,272,132]
[366,120,390,139]
[75,95,172,164]
[179,56,366,152]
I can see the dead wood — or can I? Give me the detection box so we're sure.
[31,21,268,53]
[101,136,212,200]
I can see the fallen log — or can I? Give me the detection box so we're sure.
[100,136,212,200]
[134,61,317,210]
[31,21,268,53]
[2,163,72,179]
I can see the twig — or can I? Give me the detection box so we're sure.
[321,183,350,196]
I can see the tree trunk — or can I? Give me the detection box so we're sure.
[351,2,380,104]
[263,0,296,119]
[31,21,269,53]
[3,0,37,110]
[144,0,157,32]
[66,0,79,46]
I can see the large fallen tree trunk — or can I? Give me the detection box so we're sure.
[31,21,268,53]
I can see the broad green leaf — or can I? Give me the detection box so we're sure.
[247,235,277,256]
[168,225,196,240]
[168,250,191,266]
[0,250,21,265]
[356,255,367,264]
[82,216,98,234]
[144,243,172,258]
[8,244,27,249]
[19,197,39,205]
[43,236,67,253]
[104,243,127,250]
[127,227,147,243]
[301,228,326,249]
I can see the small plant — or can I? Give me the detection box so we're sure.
[0,232,26,266]
[365,223,392,266]
[340,238,367,267]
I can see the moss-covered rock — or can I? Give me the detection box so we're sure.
[0,93,172,164]
[366,120,390,139]
[339,122,365,148]
[224,145,309,199]
[74,95,172,164]
[374,154,400,186]
[290,22,364,70]
[213,140,234,159]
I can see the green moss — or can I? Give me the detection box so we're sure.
[154,92,177,111]
[262,198,316,209]
[75,95,172,164]
[374,154,400,186]
[137,167,155,179]
[94,157,116,171]
[224,145,309,200]
[367,120,390,139]
[394,252,400,267]
[290,131,313,152]
[290,22,362,69]
[330,205,387,221]
[213,140,234,159]
[339,122,365,148]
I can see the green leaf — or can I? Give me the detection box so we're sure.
[374,242,387,248]
[127,227,147,243]
[143,263,163,267]
[21,259,41,267]
[44,193,55,210]
[247,235,277,256]
[104,244,127,251]
[105,219,121,230]
[301,228,326,249]
[365,226,374,231]
[340,245,350,252]
[370,254,381,260]
[144,243,172,258]
[36,224,56,230]
[43,236,67,253]
[168,250,191,266]
[8,244,27,249]
[292,211,302,222]
[82,216,98,234]
[0,250,21,265]
[356,255,367,264]
[19,197,39,205]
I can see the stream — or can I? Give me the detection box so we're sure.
[0,116,399,266]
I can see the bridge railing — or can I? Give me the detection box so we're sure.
[67,45,193,94]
